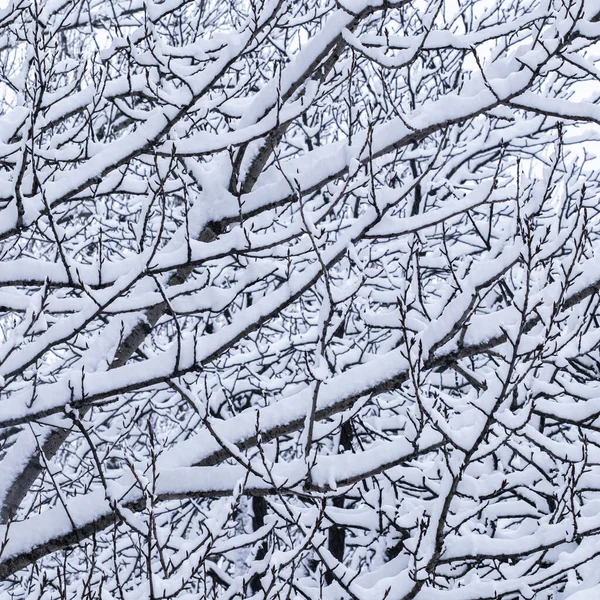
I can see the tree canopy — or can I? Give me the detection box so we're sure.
[2,0,600,598]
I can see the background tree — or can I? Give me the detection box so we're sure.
[2,0,600,598]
